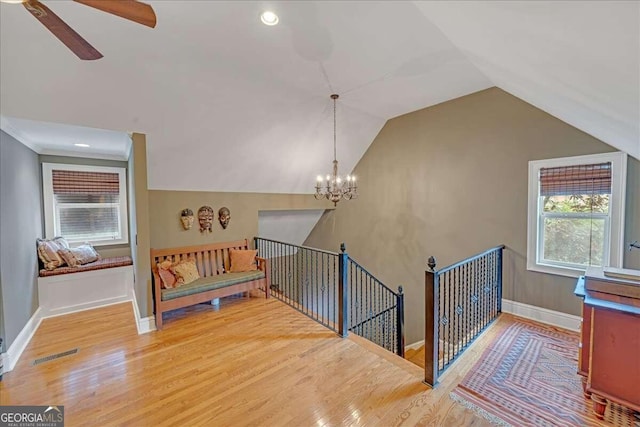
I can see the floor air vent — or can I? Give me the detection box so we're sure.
[32,348,79,365]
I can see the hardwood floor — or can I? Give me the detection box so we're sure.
[0,295,509,426]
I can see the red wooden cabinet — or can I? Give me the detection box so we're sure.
[575,270,640,419]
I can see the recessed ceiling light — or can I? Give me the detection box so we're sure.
[260,11,279,26]
[74,143,90,148]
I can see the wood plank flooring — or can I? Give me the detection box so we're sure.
[0,295,510,426]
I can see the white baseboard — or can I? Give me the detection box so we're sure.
[2,307,43,374]
[405,339,425,352]
[131,292,155,334]
[138,316,156,334]
[502,299,581,332]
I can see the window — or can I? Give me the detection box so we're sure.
[527,152,626,277]
[43,163,128,246]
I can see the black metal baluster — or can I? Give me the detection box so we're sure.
[452,267,457,360]
[465,261,470,349]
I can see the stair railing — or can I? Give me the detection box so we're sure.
[424,245,504,386]
[254,237,404,355]
[347,255,404,357]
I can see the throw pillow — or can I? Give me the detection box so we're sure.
[229,249,258,272]
[171,258,200,285]
[37,237,70,270]
[57,244,100,267]
[157,260,177,289]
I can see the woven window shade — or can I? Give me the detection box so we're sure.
[52,170,119,195]
[539,162,611,196]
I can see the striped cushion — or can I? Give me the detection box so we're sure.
[161,271,265,301]
[39,256,133,277]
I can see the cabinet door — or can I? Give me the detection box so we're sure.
[588,307,640,409]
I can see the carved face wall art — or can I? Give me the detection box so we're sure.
[198,206,214,233]
[180,208,194,230]
[218,207,230,229]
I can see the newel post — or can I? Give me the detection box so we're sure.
[396,286,405,357]
[424,256,439,387]
[338,242,349,338]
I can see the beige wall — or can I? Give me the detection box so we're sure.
[624,158,640,269]
[148,191,332,250]
[304,87,639,344]
[129,134,152,317]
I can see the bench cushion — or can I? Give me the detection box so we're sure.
[161,270,265,301]
[39,256,133,277]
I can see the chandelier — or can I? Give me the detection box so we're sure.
[314,94,358,206]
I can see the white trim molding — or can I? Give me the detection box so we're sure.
[2,308,43,374]
[131,292,156,334]
[405,340,425,352]
[502,299,581,332]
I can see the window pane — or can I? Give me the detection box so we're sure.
[543,194,609,213]
[58,206,120,241]
[55,194,119,204]
[542,217,606,267]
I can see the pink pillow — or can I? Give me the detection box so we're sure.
[157,260,177,289]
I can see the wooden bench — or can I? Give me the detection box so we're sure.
[150,239,270,330]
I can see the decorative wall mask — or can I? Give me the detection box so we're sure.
[180,208,194,230]
[218,207,231,229]
[198,206,214,233]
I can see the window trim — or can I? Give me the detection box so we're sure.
[527,152,626,278]
[42,163,129,247]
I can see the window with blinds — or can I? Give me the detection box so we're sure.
[43,164,128,246]
[527,152,626,277]
[538,162,611,268]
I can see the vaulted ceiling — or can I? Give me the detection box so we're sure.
[1,1,638,194]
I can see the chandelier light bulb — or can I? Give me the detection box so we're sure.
[326,175,330,181]
[317,175,323,182]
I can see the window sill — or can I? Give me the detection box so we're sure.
[68,238,129,247]
[526,262,587,279]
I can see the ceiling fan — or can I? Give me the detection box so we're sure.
[1,0,156,60]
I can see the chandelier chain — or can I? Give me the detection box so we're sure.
[333,95,337,162]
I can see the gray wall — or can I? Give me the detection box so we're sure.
[0,130,43,349]
[304,88,640,344]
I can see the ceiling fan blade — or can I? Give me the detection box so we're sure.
[23,0,103,60]
[73,0,157,28]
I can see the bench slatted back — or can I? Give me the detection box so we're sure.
[150,239,251,278]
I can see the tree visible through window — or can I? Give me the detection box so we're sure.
[541,194,609,267]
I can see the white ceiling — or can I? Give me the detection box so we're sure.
[0,116,131,160]
[0,1,638,195]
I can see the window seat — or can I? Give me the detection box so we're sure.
[38,256,134,317]
[39,256,133,277]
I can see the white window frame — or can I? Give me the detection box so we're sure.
[527,152,626,278]
[43,163,129,246]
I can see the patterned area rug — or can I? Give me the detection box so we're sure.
[450,317,637,427]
